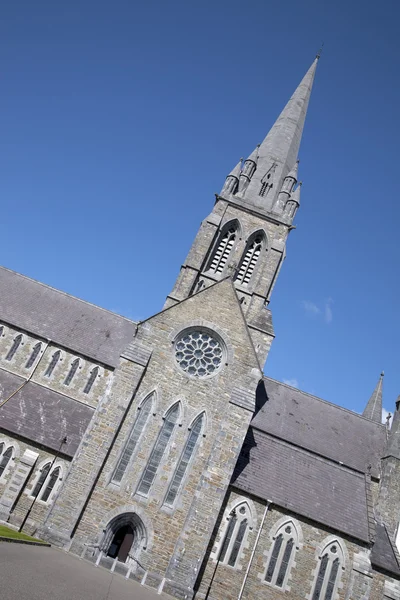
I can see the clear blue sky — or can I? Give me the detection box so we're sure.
[1,1,399,417]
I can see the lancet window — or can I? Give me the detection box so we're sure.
[235,234,263,285]
[64,358,80,386]
[0,444,13,479]
[137,403,179,496]
[311,541,344,600]
[5,334,23,361]
[112,394,154,484]
[164,412,204,506]
[208,223,238,275]
[218,502,252,568]
[265,520,299,588]
[32,463,51,498]
[83,366,99,394]
[31,463,62,503]
[25,342,42,369]
[41,466,61,502]
[45,350,61,377]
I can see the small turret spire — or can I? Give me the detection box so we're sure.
[385,396,400,459]
[220,158,243,196]
[363,372,384,423]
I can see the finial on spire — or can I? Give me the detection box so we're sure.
[316,42,324,60]
[363,372,384,423]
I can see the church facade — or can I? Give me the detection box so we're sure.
[1,57,400,600]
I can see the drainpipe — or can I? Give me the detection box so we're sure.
[237,500,271,600]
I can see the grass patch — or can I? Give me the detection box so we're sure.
[0,524,45,543]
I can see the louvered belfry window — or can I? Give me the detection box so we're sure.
[235,235,263,285]
[112,394,153,484]
[137,403,179,496]
[208,225,237,274]
[164,413,204,506]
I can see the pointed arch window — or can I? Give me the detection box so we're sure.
[164,412,204,506]
[235,234,263,285]
[208,224,238,275]
[32,463,51,498]
[83,366,99,394]
[0,445,13,478]
[137,403,180,496]
[25,342,42,369]
[45,350,61,377]
[311,541,344,600]
[112,394,154,484]
[218,502,251,568]
[265,521,299,588]
[64,358,80,386]
[41,466,61,502]
[5,334,23,361]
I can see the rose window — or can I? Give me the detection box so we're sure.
[175,330,223,377]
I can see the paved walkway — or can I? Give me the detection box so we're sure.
[0,542,170,600]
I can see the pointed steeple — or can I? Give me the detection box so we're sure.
[386,396,400,459]
[363,372,384,423]
[241,58,318,212]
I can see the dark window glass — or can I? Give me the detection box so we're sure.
[312,554,329,600]
[0,446,13,477]
[32,463,51,498]
[325,558,340,600]
[265,534,283,582]
[5,334,22,361]
[218,514,237,563]
[83,366,99,394]
[64,358,80,386]
[45,350,61,377]
[41,467,60,502]
[137,404,179,495]
[25,342,42,369]
[164,414,203,506]
[228,518,248,566]
[112,396,153,483]
[276,537,294,587]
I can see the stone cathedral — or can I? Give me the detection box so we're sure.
[0,56,399,600]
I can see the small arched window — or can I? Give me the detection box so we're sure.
[64,358,80,386]
[45,350,61,377]
[41,466,61,502]
[311,541,344,600]
[137,402,180,496]
[208,223,238,275]
[218,502,252,568]
[235,234,264,285]
[0,445,13,478]
[83,366,99,394]
[164,412,204,507]
[5,334,23,361]
[112,394,154,484]
[265,520,299,588]
[32,463,51,498]
[25,342,42,369]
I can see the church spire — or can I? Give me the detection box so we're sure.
[363,372,384,423]
[231,57,318,216]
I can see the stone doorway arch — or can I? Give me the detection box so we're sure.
[101,512,147,565]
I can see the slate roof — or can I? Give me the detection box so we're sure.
[232,429,371,542]
[252,378,386,478]
[0,368,93,457]
[371,524,400,576]
[0,266,136,367]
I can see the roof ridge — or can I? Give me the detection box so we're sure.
[263,376,386,428]
[0,265,136,325]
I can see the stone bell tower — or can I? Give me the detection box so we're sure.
[165,57,318,366]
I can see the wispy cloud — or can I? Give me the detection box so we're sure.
[283,378,299,389]
[382,407,392,427]
[302,298,333,324]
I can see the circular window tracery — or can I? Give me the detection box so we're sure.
[175,330,224,377]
